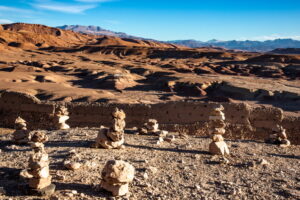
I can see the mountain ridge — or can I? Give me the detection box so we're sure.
[58,25,300,52]
[169,39,300,52]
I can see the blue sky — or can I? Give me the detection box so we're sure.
[0,0,300,41]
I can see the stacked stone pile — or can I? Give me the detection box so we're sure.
[94,108,125,149]
[100,160,135,196]
[139,119,160,134]
[30,131,48,144]
[266,125,291,147]
[53,105,70,130]
[13,116,30,144]
[20,140,55,196]
[208,105,230,161]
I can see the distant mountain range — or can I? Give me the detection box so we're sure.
[58,25,300,52]
[57,25,144,40]
[168,39,300,52]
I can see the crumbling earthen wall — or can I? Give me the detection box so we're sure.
[0,91,299,144]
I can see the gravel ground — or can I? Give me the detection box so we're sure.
[0,128,299,200]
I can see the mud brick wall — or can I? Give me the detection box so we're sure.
[0,91,299,144]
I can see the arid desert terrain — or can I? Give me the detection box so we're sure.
[0,23,299,200]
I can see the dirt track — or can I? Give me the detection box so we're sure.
[0,128,299,200]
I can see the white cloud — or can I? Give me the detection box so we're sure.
[0,5,32,13]
[33,3,96,13]
[0,19,13,24]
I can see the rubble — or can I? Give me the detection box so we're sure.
[93,108,126,149]
[12,116,30,144]
[53,105,70,130]
[100,160,135,196]
[208,105,230,161]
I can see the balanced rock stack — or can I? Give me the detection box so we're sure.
[30,131,48,144]
[266,125,291,147]
[13,116,30,144]
[112,107,126,133]
[26,143,55,196]
[53,105,70,130]
[29,131,48,154]
[208,105,230,160]
[139,119,160,134]
[100,160,135,197]
[94,108,125,149]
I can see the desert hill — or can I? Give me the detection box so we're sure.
[270,48,300,55]
[0,23,178,50]
[0,23,96,49]
[0,22,299,113]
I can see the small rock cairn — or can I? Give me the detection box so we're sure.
[21,132,55,196]
[267,125,291,147]
[139,119,159,134]
[13,116,30,144]
[30,130,48,144]
[100,160,135,196]
[94,108,125,149]
[139,119,173,144]
[208,105,230,162]
[53,105,70,130]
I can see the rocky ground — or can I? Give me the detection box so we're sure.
[0,128,299,200]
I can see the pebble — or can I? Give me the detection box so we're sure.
[257,159,270,166]
[143,172,149,180]
[147,166,158,174]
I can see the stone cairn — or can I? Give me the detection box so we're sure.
[94,108,125,149]
[139,119,159,134]
[100,160,135,197]
[53,105,70,130]
[30,130,48,144]
[266,125,291,147]
[208,105,230,162]
[13,116,30,144]
[139,119,173,144]
[21,132,55,196]
[63,150,82,170]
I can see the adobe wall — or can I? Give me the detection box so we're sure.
[0,91,299,144]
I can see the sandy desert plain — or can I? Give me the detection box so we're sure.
[0,23,299,199]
